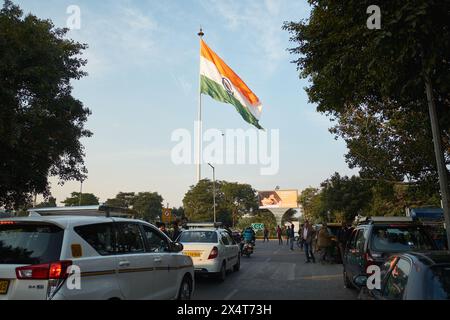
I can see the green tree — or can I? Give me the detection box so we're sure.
[221,182,258,226]
[299,187,321,221]
[320,173,373,222]
[62,192,99,206]
[182,179,258,226]
[0,1,91,209]
[281,208,298,225]
[183,179,218,222]
[236,210,277,237]
[105,192,135,208]
[132,192,163,222]
[172,207,185,220]
[283,0,449,194]
[35,196,57,208]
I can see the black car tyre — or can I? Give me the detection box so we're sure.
[217,262,226,282]
[233,256,240,272]
[343,269,354,290]
[177,276,192,300]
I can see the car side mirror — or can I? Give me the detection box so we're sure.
[353,275,368,288]
[171,242,184,253]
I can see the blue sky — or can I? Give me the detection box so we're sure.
[15,0,356,207]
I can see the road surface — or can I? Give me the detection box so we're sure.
[193,240,358,300]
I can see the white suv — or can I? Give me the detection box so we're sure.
[0,207,194,300]
[178,228,240,281]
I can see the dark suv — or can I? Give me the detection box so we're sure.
[342,217,437,289]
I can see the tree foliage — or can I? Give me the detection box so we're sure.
[183,179,258,226]
[106,191,163,222]
[35,196,57,208]
[301,172,442,223]
[62,192,99,207]
[132,192,163,222]
[284,0,450,192]
[0,1,91,209]
[105,192,136,208]
[236,210,277,236]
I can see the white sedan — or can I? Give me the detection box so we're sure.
[178,228,240,281]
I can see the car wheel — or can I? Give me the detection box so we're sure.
[343,269,354,290]
[217,262,226,282]
[233,256,240,272]
[178,276,192,300]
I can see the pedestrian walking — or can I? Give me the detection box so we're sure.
[285,226,290,245]
[302,220,316,263]
[276,225,283,245]
[337,221,350,261]
[289,224,295,250]
[299,224,305,249]
[263,227,270,242]
[317,223,332,263]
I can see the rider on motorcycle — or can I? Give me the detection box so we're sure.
[243,226,255,244]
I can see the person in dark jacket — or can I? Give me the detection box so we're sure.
[171,221,182,241]
[263,227,270,242]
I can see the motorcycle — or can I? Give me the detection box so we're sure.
[241,240,254,257]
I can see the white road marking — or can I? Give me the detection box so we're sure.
[224,289,238,300]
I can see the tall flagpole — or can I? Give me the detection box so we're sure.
[197,27,204,183]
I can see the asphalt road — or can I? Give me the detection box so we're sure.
[192,240,358,300]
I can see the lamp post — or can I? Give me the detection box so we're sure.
[208,163,216,224]
[79,179,83,206]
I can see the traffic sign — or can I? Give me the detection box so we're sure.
[251,223,264,231]
[162,208,172,223]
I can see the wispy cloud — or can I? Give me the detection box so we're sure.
[67,1,162,77]
[203,0,297,75]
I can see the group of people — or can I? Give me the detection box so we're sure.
[156,221,183,242]
[273,221,353,264]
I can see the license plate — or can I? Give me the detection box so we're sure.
[0,280,10,295]
[184,251,202,258]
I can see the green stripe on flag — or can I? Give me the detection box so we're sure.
[200,75,263,130]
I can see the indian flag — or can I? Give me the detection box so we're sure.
[200,40,263,129]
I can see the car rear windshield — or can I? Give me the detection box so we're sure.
[0,222,64,264]
[370,225,435,252]
[178,231,218,243]
[427,265,450,300]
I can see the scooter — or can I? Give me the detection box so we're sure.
[241,240,254,257]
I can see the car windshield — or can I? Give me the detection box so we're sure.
[178,231,218,243]
[0,222,64,264]
[427,265,450,300]
[370,225,435,252]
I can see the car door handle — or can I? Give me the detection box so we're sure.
[119,260,130,267]
[154,257,162,263]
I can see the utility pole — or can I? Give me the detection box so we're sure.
[425,73,450,250]
[79,180,83,206]
[208,163,216,224]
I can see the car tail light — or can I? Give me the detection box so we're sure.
[16,261,72,280]
[208,247,219,259]
[16,261,73,300]
[0,221,15,225]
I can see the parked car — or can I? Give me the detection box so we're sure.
[355,251,450,300]
[0,206,194,300]
[178,228,240,281]
[343,216,437,289]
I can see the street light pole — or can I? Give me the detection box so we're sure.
[208,163,216,224]
[79,180,83,206]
